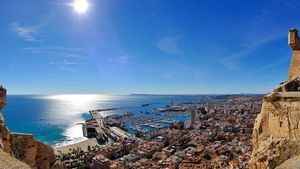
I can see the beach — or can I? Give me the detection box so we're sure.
[53,139,98,154]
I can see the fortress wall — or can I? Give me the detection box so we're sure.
[289,51,300,80]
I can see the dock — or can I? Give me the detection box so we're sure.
[83,110,133,144]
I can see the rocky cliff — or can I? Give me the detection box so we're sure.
[250,28,300,169]
[0,150,31,169]
[0,86,63,169]
[250,81,300,168]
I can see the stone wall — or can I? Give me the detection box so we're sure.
[288,51,300,81]
[288,28,300,81]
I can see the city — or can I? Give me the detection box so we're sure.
[1,0,300,169]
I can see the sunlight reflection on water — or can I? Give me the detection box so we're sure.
[37,94,118,146]
[4,94,198,147]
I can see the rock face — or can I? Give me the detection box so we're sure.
[0,87,11,153]
[276,154,300,169]
[250,29,300,169]
[10,133,57,169]
[250,83,300,168]
[0,150,31,169]
[0,86,62,169]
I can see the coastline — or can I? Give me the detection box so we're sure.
[53,138,98,155]
[4,95,205,146]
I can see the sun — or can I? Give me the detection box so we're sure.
[72,0,89,14]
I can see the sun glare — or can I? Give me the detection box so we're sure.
[73,0,89,14]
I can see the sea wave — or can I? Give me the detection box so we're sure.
[52,136,88,148]
[52,122,87,148]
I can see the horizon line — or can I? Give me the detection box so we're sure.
[7,93,266,96]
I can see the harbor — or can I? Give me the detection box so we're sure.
[82,102,192,143]
[82,110,134,144]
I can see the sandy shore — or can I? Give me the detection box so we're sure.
[53,139,98,155]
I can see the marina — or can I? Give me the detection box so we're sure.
[83,110,134,144]
[82,103,193,143]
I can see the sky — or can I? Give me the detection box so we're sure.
[0,0,300,95]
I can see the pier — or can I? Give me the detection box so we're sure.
[83,110,133,144]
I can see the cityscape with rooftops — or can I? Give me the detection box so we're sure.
[2,1,300,169]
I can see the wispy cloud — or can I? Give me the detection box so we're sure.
[157,34,183,55]
[163,62,202,79]
[219,29,285,70]
[50,59,82,65]
[11,22,41,42]
[218,1,292,70]
[248,58,289,76]
[219,49,253,70]
[24,46,85,52]
[24,46,87,72]
[108,54,131,64]
[50,59,81,73]
[24,46,87,59]
[118,54,130,64]
[61,66,78,73]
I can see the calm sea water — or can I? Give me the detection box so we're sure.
[2,94,216,147]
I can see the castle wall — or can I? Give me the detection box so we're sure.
[289,51,300,80]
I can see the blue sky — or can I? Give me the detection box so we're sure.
[0,0,299,94]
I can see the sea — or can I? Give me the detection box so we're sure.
[2,94,220,147]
